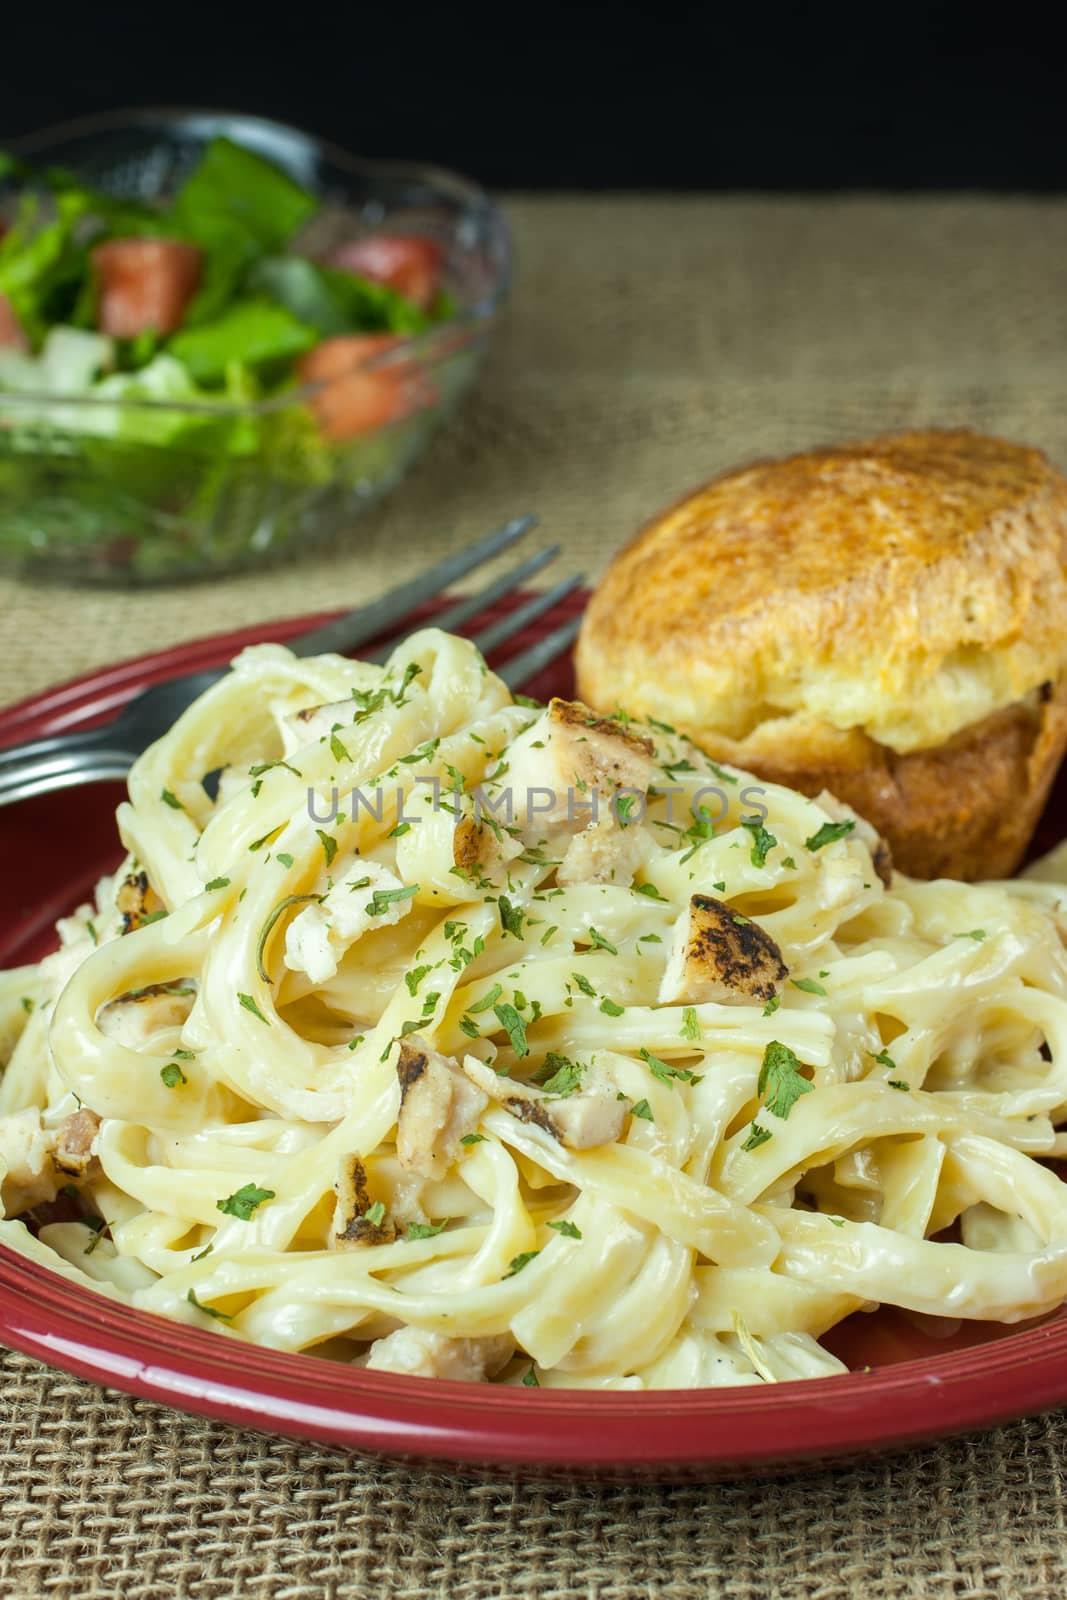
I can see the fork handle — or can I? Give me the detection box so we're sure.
[0,727,137,809]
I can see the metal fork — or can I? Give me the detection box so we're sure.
[0,515,583,808]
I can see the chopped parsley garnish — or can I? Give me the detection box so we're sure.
[630,1098,654,1121]
[639,1047,702,1086]
[237,991,270,1025]
[645,714,676,734]
[205,876,230,891]
[364,1200,387,1226]
[540,924,559,946]
[522,1366,540,1387]
[791,977,827,996]
[681,1006,701,1042]
[634,881,668,902]
[276,853,294,869]
[160,1063,187,1088]
[187,1288,232,1322]
[366,884,418,917]
[160,788,184,811]
[82,1215,107,1254]
[86,919,99,946]
[956,929,988,942]
[708,760,738,786]
[329,731,351,764]
[493,1002,529,1057]
[740,815,778,868]
[505,1250,540,1278]
[405,965,432,997]
[762,994,781,1017]
[804,819,855,852]
[548,1219,582,1239]
[406,1219,448,1240]
[249,827,281,853]
[256,893,322,982]
[638,932,663,944]
[498,895,525,939]
[599,996,624,1017]
[388,821,411,838]
[217,1183,275,1220]
[587,927,618,955]
[887,1079,911,1091]
[616,794,639,827]
[468,983,503,1014]
[460,1133,486,1146]
[316,830,338,867]
[741,1122,773,1151]
[757,1040,814,1120]
[458,1016,480,1038]
[782,856,798,870]
[172,1048,195,1060]
[348,1035,365,1051]
[870,1047,897,1071]
[827,1216,845,1227]
[536,1053,585,1097]
[249,758,301,781]
[679,803,717,863]
[20,996,34,1015]
[191,1244,214,1262]
[571,971,597,997]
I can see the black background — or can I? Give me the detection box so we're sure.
[3,5,1063,191]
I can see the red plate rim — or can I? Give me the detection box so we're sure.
[2,600,1067,1478]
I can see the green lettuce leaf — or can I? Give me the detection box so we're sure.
[170,138,318,254]
[168,299,318,384]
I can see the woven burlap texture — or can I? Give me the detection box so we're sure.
[3,195,1067,1598]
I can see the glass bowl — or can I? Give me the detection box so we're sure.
[0,109,512,583]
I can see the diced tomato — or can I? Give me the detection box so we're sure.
[0,292,27,351]
[325,234,443,311]
[91,237,204,340]
[298,334,431,442]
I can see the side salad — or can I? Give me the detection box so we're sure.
[0,136,452,446]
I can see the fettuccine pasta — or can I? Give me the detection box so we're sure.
[4,626,1067,1389]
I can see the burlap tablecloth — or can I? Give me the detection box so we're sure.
[3,195,1067,1598]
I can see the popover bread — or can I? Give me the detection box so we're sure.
[576,429,1067,879]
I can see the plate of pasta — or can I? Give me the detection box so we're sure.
[4,596,1067,1479]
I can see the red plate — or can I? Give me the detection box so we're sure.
[2,594,1067,1480]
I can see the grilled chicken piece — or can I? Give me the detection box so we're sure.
[115,870,165,934]
[53,1109,101,1179]
[462,1054,628,1150]
[97,984,194,1046]
[452,813,522,875]
[658,896,787,1006]
[285,860,414,984]
[507,699,655,829]
[812,790,893,887]
[333,1155,396,1248]
[282,696,361,749]
[365,1326,514,1380]
[557,820,650,887]
[0,1109,55,1211]
[395,1038,488,1179]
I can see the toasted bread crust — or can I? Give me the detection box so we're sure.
[577,429,1067,756]
[577,429,1067,879]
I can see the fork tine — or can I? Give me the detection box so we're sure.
[289,514,538,659]
[366,544,562,663]
[471,575,586,658]
[498,616,583,691]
